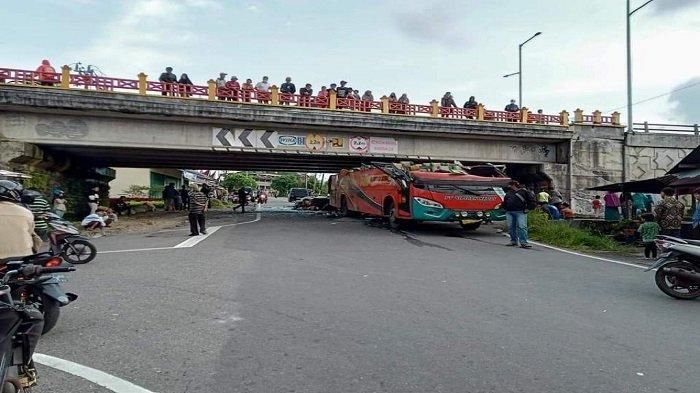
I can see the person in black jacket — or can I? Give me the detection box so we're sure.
[280,77,296,105]
[502,180,534,248]
[158,67,177,96]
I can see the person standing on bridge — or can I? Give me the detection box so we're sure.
[188,185,208,236]
[463,96,478,119]
[225,76,240,101]
[299,83,313,107]
[158,67,177,96]
[440,92,457,117]
[361,90,373,112]
[502,181,534,249]
[178,73,193,97]
[35,59,57,86]
[255,76,271,103]
[505,99,520,121]
[280,77,296,105]
[242,79,254,102]
[215,72,227,100]
[398,93,410,114]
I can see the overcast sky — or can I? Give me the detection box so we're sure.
[3,0,699,125]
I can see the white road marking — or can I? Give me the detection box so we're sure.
[33,353,156,393]
[97,215,261,254]
[173,226,221,248]
[528,240,647,270]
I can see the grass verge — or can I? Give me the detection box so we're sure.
[527,211,636,254]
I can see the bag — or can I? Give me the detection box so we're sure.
[516,190,537,211]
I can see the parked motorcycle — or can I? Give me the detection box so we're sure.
[46,212,97,264]
[0,261,75,392]
[646,235,700,299]
[0,253,78,335]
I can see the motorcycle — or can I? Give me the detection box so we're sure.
[258,193,268,204]
[45,212,97,264]
[646,235,700,299]
[0,261,75,392]
[0,253,78,335]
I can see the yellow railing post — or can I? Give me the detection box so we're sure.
[476,103,485,121]
[559,110,569,125]
[430,100,439,117]
[592,110,602,124]
[60,65,71,89]
[329,90,337,110]
[207,79,217,101]
[270,85,279,105]
[520,107,529,123]
[611,111,620,125]
[573,108,583,123]
[138,73,148,95]
[380,96,389,114]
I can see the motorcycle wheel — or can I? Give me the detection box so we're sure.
[2,381,18,393]
[61,239,96,264]
[40,295,61,335]
[654,260,700,300]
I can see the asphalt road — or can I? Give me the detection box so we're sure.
[33,200,699,393]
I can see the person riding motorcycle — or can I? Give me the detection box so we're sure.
[0,180,43,258]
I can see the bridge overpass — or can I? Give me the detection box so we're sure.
[0,66,695,213]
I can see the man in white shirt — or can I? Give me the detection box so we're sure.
[255,76,270,103]
[0,180,42,258]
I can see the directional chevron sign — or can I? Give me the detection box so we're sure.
[212,128,278,148]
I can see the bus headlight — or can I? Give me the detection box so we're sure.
[414,197,443,209]
[476,211,483,217]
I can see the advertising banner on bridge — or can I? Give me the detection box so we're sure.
[369,137,398,154]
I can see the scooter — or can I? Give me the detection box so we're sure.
[646,235,700,299]
[0,253,78,335]
[45,213,97,264]
[0,260,75,392]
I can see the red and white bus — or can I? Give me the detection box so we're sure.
[329,163,510,230]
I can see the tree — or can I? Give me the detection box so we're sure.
[222,172,257,191]
[271,173,300,196]
[124,184,150,197]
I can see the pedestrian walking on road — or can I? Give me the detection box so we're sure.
[502,181,535,248]
[232,186,249,214]
[638,213,660,259]
[180,185,190,210]
[188,185,208,236]
[654,187,684,237]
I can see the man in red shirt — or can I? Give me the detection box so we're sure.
[36,59,57,86]
[225,76,240,101]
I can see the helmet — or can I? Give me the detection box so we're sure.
[20,189,43,205]
[0,180,24,202]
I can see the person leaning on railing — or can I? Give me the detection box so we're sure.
[241,79,254,102]
[299,83,313,107]
[398,93,410,114]
[225,76,240,101]
[178,73,193,97]
[440,92,457,117]
[159,67,177,96]
[361,90,373,112]
[35,59,57,86]
[280,77,296,105]
[463,96,478,119]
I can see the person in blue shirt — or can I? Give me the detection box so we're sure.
[545,204,561,220]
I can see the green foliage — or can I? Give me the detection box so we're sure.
[222,173,257,191]
[123,184,150,197]
[527,211,633,253]
[271,174,300,196]
[209,199,232,208]
[23,170,52,194]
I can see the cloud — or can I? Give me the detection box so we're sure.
[392,3,471,48]
[247,4,259,12]
[668,77,700,122]
[651,0,700,14]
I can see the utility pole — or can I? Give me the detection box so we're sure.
[503,32,541,108]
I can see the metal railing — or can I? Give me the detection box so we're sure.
[0,66,621,128]
[633,122,699,135]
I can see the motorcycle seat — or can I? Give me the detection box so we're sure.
[669,243,700,258]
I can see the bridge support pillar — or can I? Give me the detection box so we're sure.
[380,95,389,114]
[559,110,569,126]
[138,73,147,95]
[430,100,439,117]
[60,65,71,89]
[476,103,485,121]
[270,85,279,105]
[520,107,529,123]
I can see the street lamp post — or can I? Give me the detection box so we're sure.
[627,0,655,133]
[503,32,541,108]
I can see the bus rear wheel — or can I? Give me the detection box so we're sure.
[385,200,402,230]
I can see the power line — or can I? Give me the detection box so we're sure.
[607,79,700,112]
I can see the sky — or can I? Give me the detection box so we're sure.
[2,0,699,125]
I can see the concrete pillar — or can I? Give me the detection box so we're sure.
[207,79,216,101]
[573,108,583,123]
[476,103,485,121]
[611,111,620,125]
[380,95,389,114]
[592,110,602,124]
[329,90,337,110]
[559,110,569,125]
[270,85,279,105]
[520,107,529,123]
[138,73,148,95]
[430,100,439,117]
[60,65,71,89]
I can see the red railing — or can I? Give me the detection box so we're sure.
[0,68,60,86]
[1,66,623,126]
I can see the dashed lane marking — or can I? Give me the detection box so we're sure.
[33,353,156,393]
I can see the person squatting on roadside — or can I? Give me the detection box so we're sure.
[502,181,535,249]
[0,180,43,259]
[654,187,684,237]
[188,185,208,236]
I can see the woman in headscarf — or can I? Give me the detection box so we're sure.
[361,90,373,112]
[603,191,621,221]
[178,73,193,97]
[398,93,410,114]
[388,92,398,114]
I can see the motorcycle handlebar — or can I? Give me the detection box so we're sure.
[18,265,76,278]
